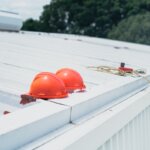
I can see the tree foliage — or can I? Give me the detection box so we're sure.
[22,18,41,31]
[38,0,128,37]
[22,0,150,44]
[108,12,150,45]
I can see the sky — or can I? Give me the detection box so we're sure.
[0,0,51,20]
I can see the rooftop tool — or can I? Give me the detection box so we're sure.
[118,62,133,73]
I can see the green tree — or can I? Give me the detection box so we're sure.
[108,12,150,45]
[22,0,150,39]
[38,0,129,37]
[22,18,41,31]
[39,2,67,33]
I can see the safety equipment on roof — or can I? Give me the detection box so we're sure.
[56,68,86,92]
[29,72,68,99]
[118,67,133,73]
[87,62,146,77]
[118,62,133,73]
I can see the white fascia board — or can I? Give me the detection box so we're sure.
[19,124,75,150]
[0,101,71,150]
[36,87,150,150]
[51,75,150,122]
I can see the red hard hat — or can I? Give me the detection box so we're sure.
[29,72,68,99]
[56,68,86,92]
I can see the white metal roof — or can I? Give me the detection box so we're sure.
[0,31,150,150]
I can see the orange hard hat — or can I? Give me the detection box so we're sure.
[29,72,68,99]
[56,68,86,92]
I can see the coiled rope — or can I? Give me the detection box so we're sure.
[87,65,148,78]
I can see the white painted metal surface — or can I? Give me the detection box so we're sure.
[0,101,70,150]
[36,88,150,150]
[0,10,22,31]
[0,31,150,149]
[51,76,150,122]
[98,106,150,150]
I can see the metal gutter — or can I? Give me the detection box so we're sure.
[50,75,150,122]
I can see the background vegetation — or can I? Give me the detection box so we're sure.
[22,0,150,45]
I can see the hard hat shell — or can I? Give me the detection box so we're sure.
[29,72,68,99]
[56,68,86,92]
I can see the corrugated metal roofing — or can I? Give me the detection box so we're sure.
[1,31,150,93]
[0,31,150,149]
